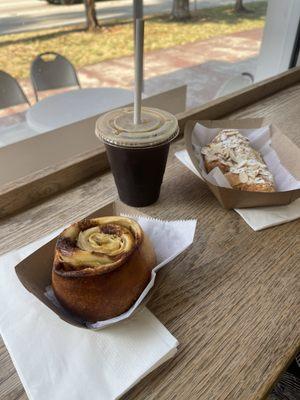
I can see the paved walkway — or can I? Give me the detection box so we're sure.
[80,28,262,109]
[2,27,262,119]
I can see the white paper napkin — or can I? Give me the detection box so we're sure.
[0,229,180,400]
[176,149,300,231]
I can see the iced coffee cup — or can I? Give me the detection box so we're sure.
[95,106,179,207]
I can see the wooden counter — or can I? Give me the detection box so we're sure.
[0,70,299,400]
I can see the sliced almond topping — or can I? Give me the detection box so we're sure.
[200,129,274,189]
[239,172,249,183]
[237,161,246,168]
[229,149,237,162]
[221,148,230,158]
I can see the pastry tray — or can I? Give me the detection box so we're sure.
[185,118,300,209]
[15,201,151,329]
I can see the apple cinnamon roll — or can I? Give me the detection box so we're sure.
[52,216,156,322]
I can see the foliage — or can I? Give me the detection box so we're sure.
[0,1,267,79]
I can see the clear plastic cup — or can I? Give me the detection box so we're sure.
[95,106,179,207]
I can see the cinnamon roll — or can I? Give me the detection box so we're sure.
[52,216,156,322]
[201,129,275,192]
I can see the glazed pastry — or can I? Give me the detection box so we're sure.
[201,129,275,192]
[52,216,156,322]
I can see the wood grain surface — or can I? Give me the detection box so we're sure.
[0,82,300,400]
[0,147,108,219]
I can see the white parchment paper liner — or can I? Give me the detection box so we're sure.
[46,215,197,329]
[175,149,300,230]
[191,123,300,191]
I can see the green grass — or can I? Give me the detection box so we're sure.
[0,1,267,80]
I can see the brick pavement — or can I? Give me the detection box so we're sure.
[77,27,263,109]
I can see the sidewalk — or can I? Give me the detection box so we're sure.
[18,27,262,111]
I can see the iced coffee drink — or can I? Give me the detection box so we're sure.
[95,106,178,207]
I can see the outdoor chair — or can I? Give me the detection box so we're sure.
[30,52,81,101]
[0,71,30,110]
[215,72,254,98]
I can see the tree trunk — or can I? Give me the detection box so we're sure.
[84,0,99,31]
[172,0,190,21]
[235,0,248,13]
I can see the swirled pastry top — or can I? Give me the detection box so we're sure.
[54,216,143,275]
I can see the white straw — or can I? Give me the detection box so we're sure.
[134,18,144,125]
[133,0,144,94]
[133,0,143,19]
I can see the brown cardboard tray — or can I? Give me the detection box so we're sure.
[184,118,300,209]
[15,200,149,329]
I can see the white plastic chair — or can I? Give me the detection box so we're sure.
[215,72,254,98]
